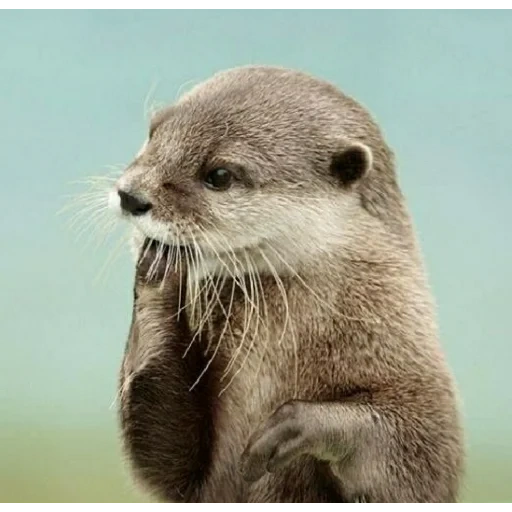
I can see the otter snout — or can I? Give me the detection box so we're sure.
[118,190,152,216]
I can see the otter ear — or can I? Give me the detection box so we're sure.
[330,142,372,186]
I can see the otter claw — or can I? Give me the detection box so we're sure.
[241,401,311,482]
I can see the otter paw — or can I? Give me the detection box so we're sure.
[241,400,314,482]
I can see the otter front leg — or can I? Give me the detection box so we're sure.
[119,243,212,502]
[241,399,460,502]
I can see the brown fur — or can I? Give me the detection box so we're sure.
[114,66,464,502]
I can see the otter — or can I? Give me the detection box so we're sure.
[109,66,464,502]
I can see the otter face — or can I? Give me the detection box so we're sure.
[109,67,374,276]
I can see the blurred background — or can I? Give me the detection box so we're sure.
[1,10,511,503]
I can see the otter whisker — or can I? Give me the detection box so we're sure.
[185,226,233,356]
[219,262,265,396]
[73,206,113,241]
[143,78,161,122]
[166,242,178,273]
[196,222,259,370]
[220,249,260,381]
[197,226,239,282]
[190,232,203,327]
[219,251,264,396]
[64,206,109,233]
[197,224,258,343]
[68,212,109,243]
[191,250,224,355]
[196,223,266,380]
[138,234,153,269]
[87,217,118,253]
[159,244,174,292]
[260,248,299,397]
[68,204,108,237]
[176,234,184,319]
[71,209,118,255]
[193,238,208,326]
[182,235,199,323]
[189,271,237,392]
[188,240,208,326]
[174,78,200,102]
[249,257,271,390]
[147,239,165,281]
[61,171,120,254]
[187,231,207,327]
[190,226,242,390]
[199,282,218,355]
[193,241,243,357]
[170,269,211,323]
[59,192,108,216]
[152,223,174,282]
[258,249,291,347]
[182,272,225,359]
[200,221,260,319]
[94,234,130,286]
[104,163,125,171]
[64,194,109,228]
[69,175,119,188]
[68,172,120,189]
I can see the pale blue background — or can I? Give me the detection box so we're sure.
[1,10,510,502]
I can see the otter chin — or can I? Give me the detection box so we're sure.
[110,65,464,503]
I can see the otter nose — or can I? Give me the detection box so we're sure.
[118,190,152,216]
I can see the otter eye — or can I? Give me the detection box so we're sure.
[204,168,232,191]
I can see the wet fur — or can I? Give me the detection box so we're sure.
[115,66,464,502]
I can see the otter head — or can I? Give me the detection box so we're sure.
[109,66,391,278]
